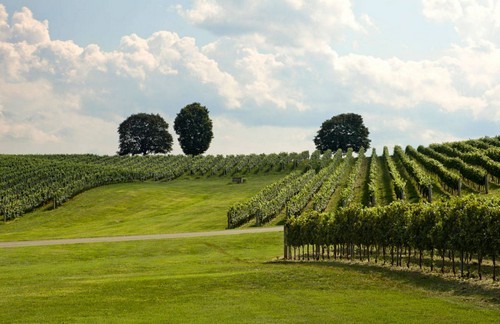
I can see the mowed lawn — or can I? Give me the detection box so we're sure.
[0,174,284,241]
[1,176,499,322]
[1,232,499,323]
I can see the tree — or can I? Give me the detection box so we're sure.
[174,102,213,156]
[314,113,370,153]
[117,113,173,155]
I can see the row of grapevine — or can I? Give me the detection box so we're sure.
[479,136,500,148]
[367,149,379,206]
[383,146,406,200]
[0,155,194,221]
[430,143,500,184]
[393,146,432,201]
[405,145,462,195]
[312,151,352,212]
[284,196,499,281]
[418,146,488,192]
[226,170,307,228]
[287,150,342,216]
[339,148,365,207]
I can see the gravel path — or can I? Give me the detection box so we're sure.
[0,226,283,248]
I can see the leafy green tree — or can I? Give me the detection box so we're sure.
[117,113,173,156]
[174,102,213,156]
[314,113,371,153]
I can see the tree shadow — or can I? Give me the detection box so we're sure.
[269,259,500,305]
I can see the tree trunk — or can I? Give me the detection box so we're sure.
[430,249,434,272]
[419,250,423,269]
[478,253,482,280]
[441,250,445,274]
[493,255,496,282]
[283,225,288,260]
[407,246,411,268]
[466,253,471,278]
[460,250,464,278]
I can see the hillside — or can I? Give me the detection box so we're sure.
[1,136,500,225]
[1,137,499,322]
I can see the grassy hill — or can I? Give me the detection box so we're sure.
[0,137,499,322]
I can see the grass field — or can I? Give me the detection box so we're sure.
[1,232,499,323]
[1,175,499,322]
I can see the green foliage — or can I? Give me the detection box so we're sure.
[174,102,213,156]
[0,155,190,221]
[118,113,173,156]
[418,145,487,189]
[227,170,307,228]
[394,145,432,200]
[312,149,349,212]
[367,148,379,205]
[0,153,303,221]
[314,113,371,153]
[286,196,500,280]
[288,150,343,216]
[431,142,500,181]
[406,145,461,194]
[383,146,406,200]
[339,148,364,207]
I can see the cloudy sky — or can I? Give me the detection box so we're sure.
[0,0,499,155]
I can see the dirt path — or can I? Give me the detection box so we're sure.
[0,227,283,248]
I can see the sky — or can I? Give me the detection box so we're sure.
[0,0,499,155]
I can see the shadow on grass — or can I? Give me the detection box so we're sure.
[269,259,500,305]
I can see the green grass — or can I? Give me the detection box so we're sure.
[0,174,284,241]
[1,174,499,322]
[0,232,498,323]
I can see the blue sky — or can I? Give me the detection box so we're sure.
[0,0,499,155]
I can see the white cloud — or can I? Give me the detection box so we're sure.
[235,47,306,110]
[334,54,487,113]
[0,3,499,155]
[419,128,463,144]
[0,6,246,154]
[209,116,315,154]
[422,0,500,45]
[0,5,9,41]
[10,6,50,44]
[177,0,372,50]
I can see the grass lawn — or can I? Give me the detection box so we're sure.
[0,174,284,241]
[0,232,498,323]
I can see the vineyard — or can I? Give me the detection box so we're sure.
[0,151,312,221]
[1,136,500,281]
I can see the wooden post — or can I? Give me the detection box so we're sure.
[457,179,462,196]
[283,224,288,260]
[484,175,489,194]
[427,185,433,203]
[255,211,261,227]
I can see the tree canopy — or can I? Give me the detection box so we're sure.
[117,113,173,156]
[174,102,213,156]
[314,113,370,153]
